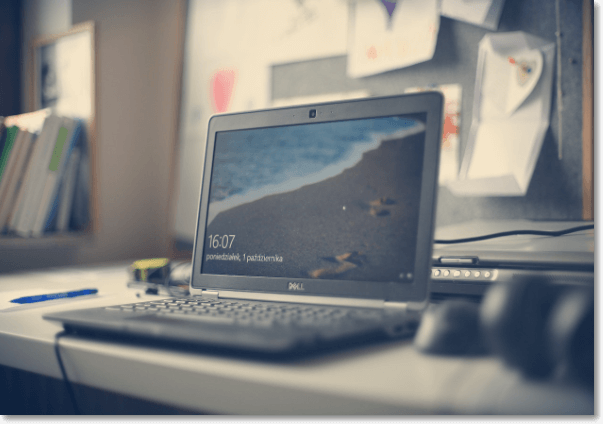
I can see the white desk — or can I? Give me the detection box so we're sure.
[0,264,594,414]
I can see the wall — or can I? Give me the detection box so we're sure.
[71,0,182,265]
[272,0,587,228]
[171,0,589,252]
[1,0,183,273]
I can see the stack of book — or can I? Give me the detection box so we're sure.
[0,109,90,238]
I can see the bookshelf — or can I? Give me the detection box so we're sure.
[0,21,97,245]
[0,112,92,243]
[0,233,92,249]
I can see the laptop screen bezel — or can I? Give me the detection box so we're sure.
[191,93,443,303]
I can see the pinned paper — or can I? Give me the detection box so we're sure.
[194,0,348,67]
[484,50,543,116]
[406,84,461,184]
[348,0,440,78]
[210,69,237,113]
[380,1,398,28]
[447,32,555,197]
[441,0,506,30]
[206,62,270,114]
[3,109,51,133]
[263,0,349,65]
[271,90,371,108]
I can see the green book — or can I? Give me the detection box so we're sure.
[0,126,19,184]
[0,124,7,163]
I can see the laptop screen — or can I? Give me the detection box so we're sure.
[192,93,443,302]
[202,114,426,284]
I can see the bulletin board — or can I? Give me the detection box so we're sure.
[272,0,590,229]
[173,0,592,245]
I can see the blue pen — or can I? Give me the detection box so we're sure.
[10,288,98,304]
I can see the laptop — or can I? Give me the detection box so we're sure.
[44,92,444,355]
[431,220,595,297]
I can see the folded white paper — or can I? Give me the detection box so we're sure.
[441,0,506,30]
[347,0,440,78]
[447,32,555,196]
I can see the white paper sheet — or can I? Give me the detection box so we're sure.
[347,0,440,78]
[446,32,556,197]
[256,0,349,65]
[3,109,51,133]
[196,0,348,65]
[406,84,461,183]
[271,90,371,108]
[203,61,271,114]
[441,0,506,30]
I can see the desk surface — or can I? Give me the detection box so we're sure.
[0,264,594,415]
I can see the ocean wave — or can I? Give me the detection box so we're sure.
[206,122,425,226]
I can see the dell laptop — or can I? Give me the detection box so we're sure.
[45,92,444,355]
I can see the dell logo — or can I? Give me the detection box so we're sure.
[288,282,305,291]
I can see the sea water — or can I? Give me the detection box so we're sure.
[207,116,423,224]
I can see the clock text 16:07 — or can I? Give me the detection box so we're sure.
[207,234,236,249]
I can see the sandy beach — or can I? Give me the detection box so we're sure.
[203,131,426,283]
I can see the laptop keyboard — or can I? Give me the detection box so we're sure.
[104,297,415,335]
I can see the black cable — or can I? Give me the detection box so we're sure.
[433,224,594,245]
[54,330,82,414]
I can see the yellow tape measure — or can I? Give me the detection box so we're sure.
[130,258,170,283]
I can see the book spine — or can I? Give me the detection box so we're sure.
[42,119,82,233]
[12,117,55,235]
[0,132,35,231]
[8,133,42,232]
[70,139,90,231]
[32,119,73,236]
[0,121,7,164]
[0,129,25,205]
[0,126,19,184]
[56,147,81,232]
[14,116,61,236]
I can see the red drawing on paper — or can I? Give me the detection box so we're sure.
[211,69,237,113]
[367,46,378,60]
[442,112,459,149]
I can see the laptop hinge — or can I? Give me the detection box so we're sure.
[384,301,408,312]
[201,290,220,300]
[385,300,428,320]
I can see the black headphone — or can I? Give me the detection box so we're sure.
[415,275,594,389]
[480,276,594,387]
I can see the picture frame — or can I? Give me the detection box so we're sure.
[30,21,98,236]
[31,21,95,121]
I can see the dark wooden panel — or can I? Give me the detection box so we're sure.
[582,0,593,220]
[0,0,21,116]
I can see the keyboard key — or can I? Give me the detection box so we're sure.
[349,310,384,321]
[159,312,236,325]
[251,318,275,328]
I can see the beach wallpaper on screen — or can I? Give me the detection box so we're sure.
[202,115,427,283]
